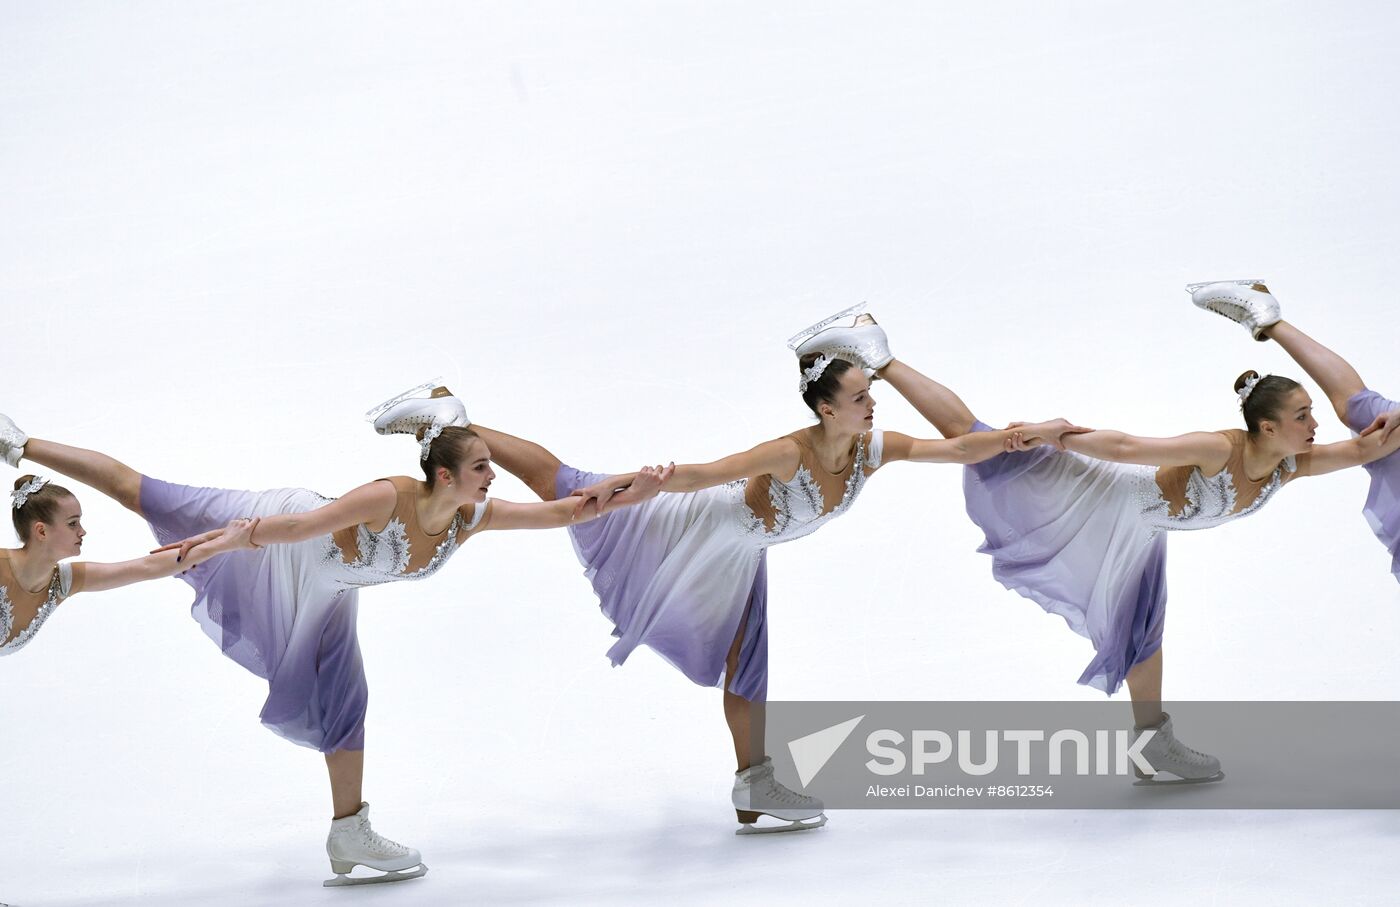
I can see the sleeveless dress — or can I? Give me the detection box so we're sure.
[139,474,490,752]
[963,423,1309,693]
[1345,388,1400,581]
[0,552,86,656]
[555,429,885,701]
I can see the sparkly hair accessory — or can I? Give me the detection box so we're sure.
[1238,373,1264,405]
[11,476,49,510]
[420,422,446,461]
[799,354,834,393]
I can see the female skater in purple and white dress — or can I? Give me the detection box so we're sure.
[793,307,1400,783]
[2,475,256,654]
[1192,279,1400,580]
[0,409,666,885]
[371,372,1082,834]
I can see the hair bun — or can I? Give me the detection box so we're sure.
[1233,370,1260,394]
[13,474,36,492]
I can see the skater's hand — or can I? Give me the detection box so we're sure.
[216,517,262,552]
[569,478,620,518]
[151,527,225,562]
[608,463,675,510]
[1359,410,1400,448]
[1005,419,1091,452]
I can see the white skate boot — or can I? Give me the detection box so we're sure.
[323,802,428,887]
[1131,713,1224,785]
[365,380,470,459]
[787,303,895,372]
[732,756,828,835]
[0,414,27,468]
[1187,279,1281,341]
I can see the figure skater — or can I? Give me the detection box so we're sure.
[2,474,255,655]
[793,306,1400,784]
[370,371,1082,834]
[1192,279,1400,580]
[0,409,667,885]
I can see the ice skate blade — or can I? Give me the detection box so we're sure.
[1132,770,1226,787]
[786,303,868,350]
[323,862,429,887]
[364,378,445,422]
[1184,279,1267,293]
[735,813,828,836]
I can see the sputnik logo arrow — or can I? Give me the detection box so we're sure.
[787,715,865,787]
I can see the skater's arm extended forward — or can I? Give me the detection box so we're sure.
[246,481,398,547]
[487,465,674,530]
[1302,422,1400,476]
[884,420,1086,465]
[569,440,800,513]
[81,519,261,593]
[1060,430,1233,471]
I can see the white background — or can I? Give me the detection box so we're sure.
[4,1,1400,904]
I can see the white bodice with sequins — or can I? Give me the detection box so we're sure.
[318,500,486,589]
[1127,456,1296,533]
[0,561,73,657]
[726,431,879,548]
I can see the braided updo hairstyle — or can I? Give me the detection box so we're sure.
[798,354,859,418]
[1234,370,1303,434]
[12,476,75,544]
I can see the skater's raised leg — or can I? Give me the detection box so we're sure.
[877,360,978,439]
[16,435,143,515]
[1261,321,1366,424]
[469,425,563,502]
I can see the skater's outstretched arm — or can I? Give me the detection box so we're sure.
[1058,430,1234,471]
[1302,421,1400,476]
[881,419,1086,466]
[485,465,673,530]
[81,519,260,594]
[157,481,400,561]
[569,439,802,513]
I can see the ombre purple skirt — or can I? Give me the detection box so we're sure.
[1346,389,1400,582]
[141,476,367,753]
[556,464,769,701]
[962,421,1168,694]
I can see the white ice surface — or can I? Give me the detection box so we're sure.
[4,1,1400,904]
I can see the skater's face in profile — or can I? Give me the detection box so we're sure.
[819,369,876,433]
[1258,388,1318,454]
[452,438,495,503]
[28,495,85,558]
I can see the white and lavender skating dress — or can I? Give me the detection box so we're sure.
[1345,389,1400,581]
[556,429,885,701]
[140,474,490,752]
[0,552,85,656]
[964,424,1308,693]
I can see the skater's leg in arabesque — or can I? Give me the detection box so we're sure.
[470,425,564,502]
[1262,321,1366,424]
[877,360,978,438]
[21,437,144,515]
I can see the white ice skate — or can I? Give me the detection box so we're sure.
[323,801,428,887]
[732,756,828,835]
[786,303,895,372]
[0,414,27,468]
[366,379,470,435]
[1187,279,1281,341]
[1131,713,1225,786]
